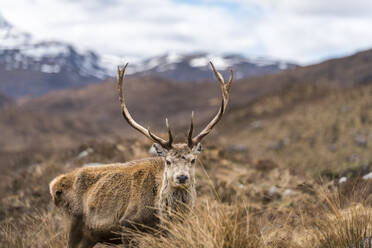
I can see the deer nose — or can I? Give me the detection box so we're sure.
[176,175,188,184]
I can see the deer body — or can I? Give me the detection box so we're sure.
[50,62,232,248]
[50,158,163,246]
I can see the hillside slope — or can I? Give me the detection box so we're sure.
[0,92,11,108]
[218,83,372,177]
[0,76,223,151]
[0,49,371,153]
[242,49,372,88]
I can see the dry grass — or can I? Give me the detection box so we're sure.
[130,199,261,248]
[313,204,372,248]
[2,154,372,248]
[0,211,66,248]
[298,183,372,248]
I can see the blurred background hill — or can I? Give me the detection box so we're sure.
[1,47,371,154]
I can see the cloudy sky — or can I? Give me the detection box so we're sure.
[1,0,372,64]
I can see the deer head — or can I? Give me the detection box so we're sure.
[117,62,233,187]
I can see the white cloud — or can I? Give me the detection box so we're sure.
[227,0,372,63]
[0,0,260,57]
[223,0,372,17]
[0,0,372,64]
[275,0,372,17]
[257,14,372,63]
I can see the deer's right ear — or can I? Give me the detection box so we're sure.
[192,143,202,155]
[150,143,167,156]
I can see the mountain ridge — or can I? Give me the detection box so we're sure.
[124,52,297,82]
[0,14,297,98]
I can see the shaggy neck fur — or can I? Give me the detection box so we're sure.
[157,173,196,222]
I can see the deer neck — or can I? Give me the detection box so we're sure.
[157,174,196,220]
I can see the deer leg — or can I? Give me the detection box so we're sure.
[67,216,84,248]
[120,206,157,232]
[119,203,138,228]
[78,238,96,248]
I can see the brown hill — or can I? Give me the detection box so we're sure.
[0,76,224,151]
[0,92,11,108]
[1,49,372,154]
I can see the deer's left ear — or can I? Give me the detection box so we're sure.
[149,143,168,156]
[192,143,202,155]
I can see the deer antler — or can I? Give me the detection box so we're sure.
[117,64,173,149]
[188,62,233,148]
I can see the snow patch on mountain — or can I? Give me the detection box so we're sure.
[190,55,233,70]
[189,57,209,67]
[40,64,60,73]
[123,52,297,82]
[22,43,70,60]
[0,14,108,78]
[166,52,183,64]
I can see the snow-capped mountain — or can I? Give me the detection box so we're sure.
[0,14,297,98]
[0,14,108,97]
[124,52,297,82]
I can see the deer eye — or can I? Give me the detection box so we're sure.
[166,160,171,166]
[191,159,196,164]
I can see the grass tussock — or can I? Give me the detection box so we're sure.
[130,199,261,248]
[0,210,66,248]
[314,204,372,248]
[300,185,372,248]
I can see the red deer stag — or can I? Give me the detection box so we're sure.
[49,62,233,248]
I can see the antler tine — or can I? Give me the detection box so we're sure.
[190,62,233,146]
[165,118,174,147]
[191,98,225,145]
[117,64,172,149]
[187,111,194,148]
[227,69,233,92]
[209,61,233,107]
[209,61,225,87]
